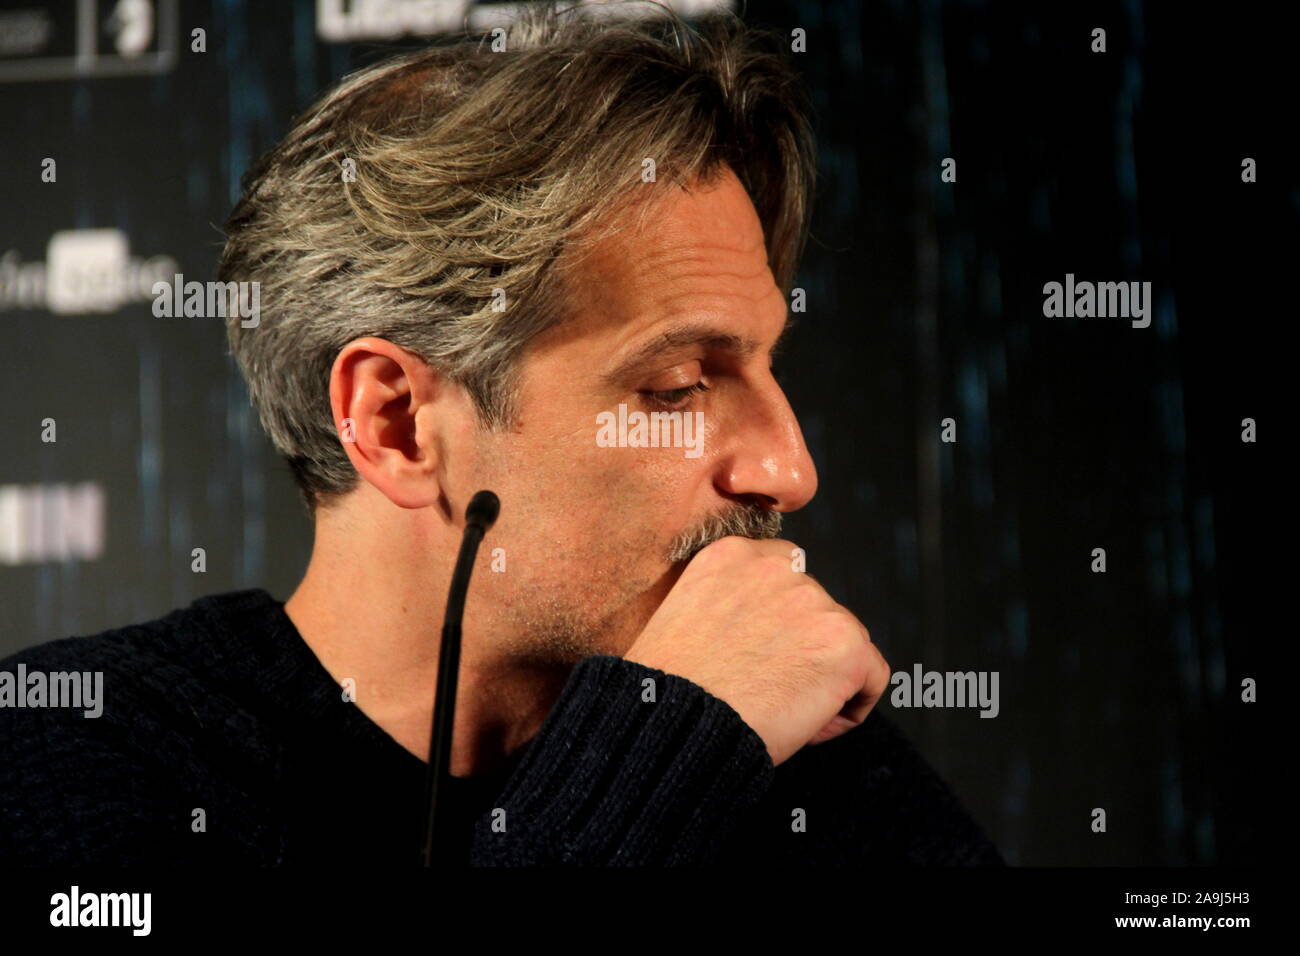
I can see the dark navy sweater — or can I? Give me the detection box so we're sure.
[0,589,1003,866]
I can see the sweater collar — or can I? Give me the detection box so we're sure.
[187,587,525,797]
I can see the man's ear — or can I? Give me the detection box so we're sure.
[329,336,446,509]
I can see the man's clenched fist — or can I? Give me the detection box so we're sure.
[624,535,890,766]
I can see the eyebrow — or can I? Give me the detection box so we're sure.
[603,316,795,386]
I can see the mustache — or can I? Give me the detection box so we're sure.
[665,504,783,564]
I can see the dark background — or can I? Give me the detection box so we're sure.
[0,0,1282,866]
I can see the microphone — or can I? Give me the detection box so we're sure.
[421,490,499,867]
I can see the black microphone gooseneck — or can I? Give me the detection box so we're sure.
[421,489,499,867]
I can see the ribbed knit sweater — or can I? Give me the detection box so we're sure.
[0,589,1003,866]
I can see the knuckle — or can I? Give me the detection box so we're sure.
[873,648,892,684]
[815,612,863,656]
[707,535,750,560]
[758,552,795,577]
[787,578,829,612]
[689,536,738,570]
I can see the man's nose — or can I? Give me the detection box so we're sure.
[713,381,818,512]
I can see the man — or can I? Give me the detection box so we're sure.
[1,3,1001,866]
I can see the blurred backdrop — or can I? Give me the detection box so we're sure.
[0,0,1278,865]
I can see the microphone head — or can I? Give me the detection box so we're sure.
[465,490,500,530]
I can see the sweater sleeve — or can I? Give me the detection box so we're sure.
[469,655,774,866]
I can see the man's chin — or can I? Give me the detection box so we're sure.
[508,558,694,663]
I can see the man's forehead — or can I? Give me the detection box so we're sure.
[552,171,785,353]
[595,167,770,279]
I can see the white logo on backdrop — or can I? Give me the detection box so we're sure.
[0,230,178,315]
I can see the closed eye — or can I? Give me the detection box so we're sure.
[640,381,711,410]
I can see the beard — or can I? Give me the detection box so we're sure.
[494,502,783,667]
[664,501,783,564]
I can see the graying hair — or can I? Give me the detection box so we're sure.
[218,0,816,513]
[666,503,783,564]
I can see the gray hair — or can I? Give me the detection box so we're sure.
[218,0,816,513]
